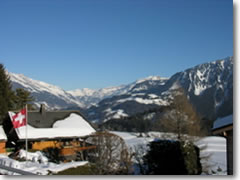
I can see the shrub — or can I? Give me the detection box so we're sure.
[143,140,202,175]
[181,141,202,175]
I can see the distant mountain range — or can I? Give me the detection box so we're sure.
[9,56,233,124]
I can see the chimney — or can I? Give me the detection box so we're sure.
[40,104,46,115]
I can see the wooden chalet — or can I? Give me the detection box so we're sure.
[212,114,233,175]
[4,104,96,161]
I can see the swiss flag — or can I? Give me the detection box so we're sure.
[9,108,27,128]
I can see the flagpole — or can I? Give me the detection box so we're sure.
[25,104,28,164]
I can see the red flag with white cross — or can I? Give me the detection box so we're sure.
[9,108,27,128]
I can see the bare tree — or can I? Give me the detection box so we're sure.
[86,131,133,175]
[160,87,206,141]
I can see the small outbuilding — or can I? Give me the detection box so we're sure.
[212,114,233,175]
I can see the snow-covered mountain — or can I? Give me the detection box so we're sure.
[67,76,168,107]
[9,73,84,110]
[165,56,233,119]
[86,56,233,123]
[8,56,233,124]
[9,72,168,110]
[67,86,127,107]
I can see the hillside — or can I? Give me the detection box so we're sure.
[87,56,233,123]
[9,56,233,125]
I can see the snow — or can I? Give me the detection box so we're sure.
[111,109,129,119]
[116,96,169,106]
[170,81,180,90]
[195,136,227,175]
[196,69,204,81]
[68,88,96,97]
[194,84,207,96]
[67,76,169,108]
[131,93,146,96]
[0,126,7,141]
[12,113,96,140]
[136,76,168,84]
[220,60,225,69]
[0,152,88,175]
[131,85,148,92]
[18,149,48,163]
[104,109,129,122]
[9,72,84,108]
[212,114,233,130]
[112,131,227,175]
[67,85,129,107]
[0,130,227,175]
[148,94,158,98]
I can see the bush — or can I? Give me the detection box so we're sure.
[143,140,202,175]
[181,141,202,175]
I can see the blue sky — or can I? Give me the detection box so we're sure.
[0,0,233,90]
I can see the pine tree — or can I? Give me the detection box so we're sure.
[0,64,15,124]
[14,88,35,110]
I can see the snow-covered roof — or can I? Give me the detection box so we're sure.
[0,126,7,141]
[14,113,96,140]
[212,114,233,130]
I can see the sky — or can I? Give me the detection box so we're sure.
[0,0,233,90]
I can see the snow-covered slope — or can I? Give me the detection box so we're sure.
[67,86,127,107]
[9,71,168,109]
[87,57,233,123]
[166,56,233,119]
[9,72,84,110]
[67,76,168,108]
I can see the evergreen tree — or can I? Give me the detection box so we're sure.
[0,64,15,124]
[143,140,202,175]
[14,88,35,110]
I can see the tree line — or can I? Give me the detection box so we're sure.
[0,64,34,124]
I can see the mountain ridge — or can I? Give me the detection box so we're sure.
[86,56,233,123]
[8,56,233,123]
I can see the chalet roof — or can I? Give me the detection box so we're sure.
[8,105,96,141]
[20,104,86,128]
[15,113,96,140]
[212,114,233,131]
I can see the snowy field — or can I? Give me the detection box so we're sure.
[0,131,227,175]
